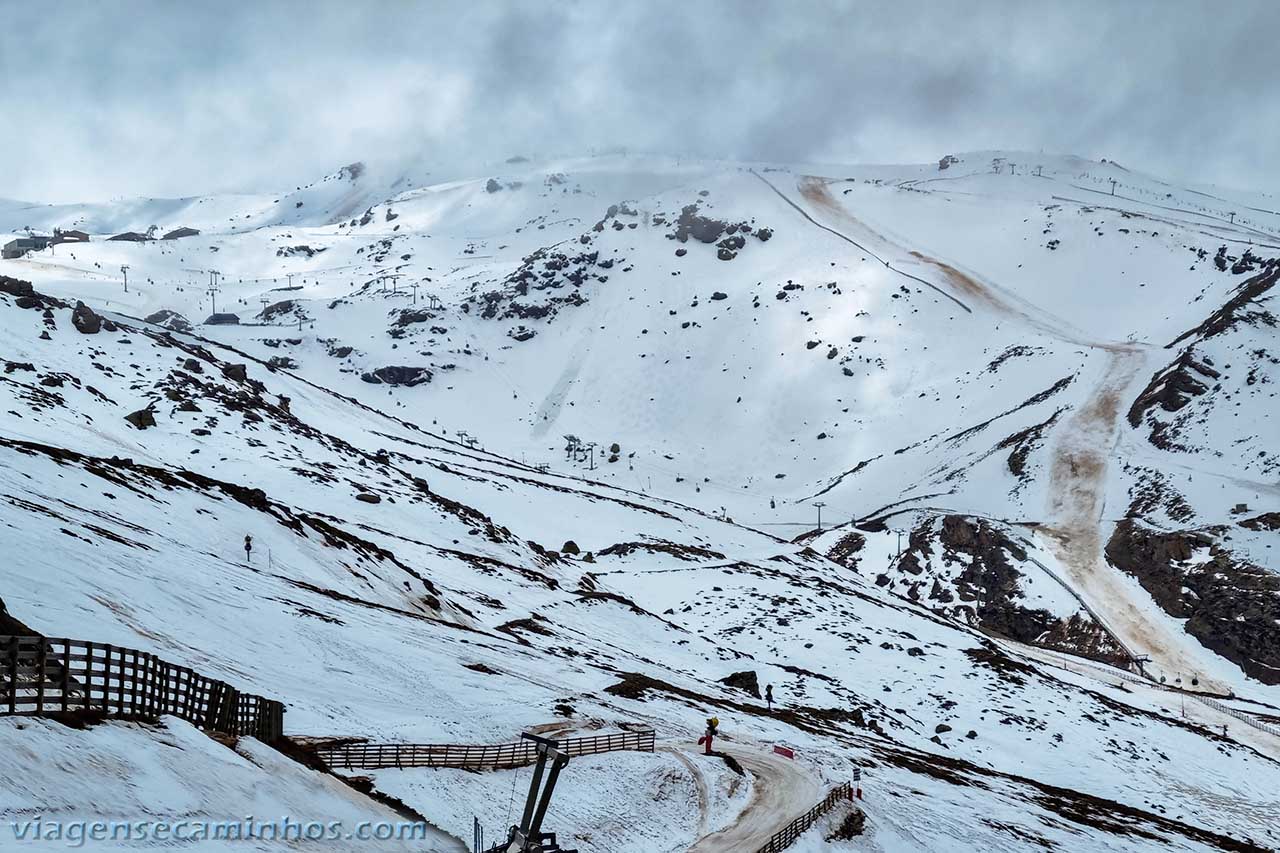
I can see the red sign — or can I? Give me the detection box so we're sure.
[773,745,795,759]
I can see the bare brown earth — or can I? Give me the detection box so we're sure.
[788,176,1243,693]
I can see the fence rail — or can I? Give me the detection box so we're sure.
[0,635,284,741]
[314,727,656,771]
[1196,694,1280,739]
[994,633,1280,740]
[755,782,854,853]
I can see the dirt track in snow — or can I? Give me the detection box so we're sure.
[686,748,823,853]
[794,176,1121,350]
[783,174,1242,695]
[1038,346,1232,693]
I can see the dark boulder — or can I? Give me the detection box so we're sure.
[145,309,192,332]
[71,301,102,334]
[0,276,35,298]
[561,540,581,555]
[360,366,432,387]
[222,363,248,382]
[124,407,156,430]
[355,493,382,504]
[718,670,761,698]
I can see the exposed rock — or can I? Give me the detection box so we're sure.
[718,670,761,698]
[124,407,156,430]
[395,308,437,327]
[355,493,382,504]
[0,276,35,298]
[1239,513,1280,532]
[1128,351,1220,426]
[890,515,1131,667]
[71,301,102,334]
[1106,519,1280,684]
[360,366,432,387]
[672,204,728,244]
[258,300,300,322]
[161,227,200,240]
[825,531,866,570]
[222,364,248,382]
[144,309,193,332]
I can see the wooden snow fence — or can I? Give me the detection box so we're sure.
[755,782,855,853]
[0,635,284,741]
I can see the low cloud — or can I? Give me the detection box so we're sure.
[2,0,1276,201]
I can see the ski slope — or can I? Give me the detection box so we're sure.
[2,149,1279,851]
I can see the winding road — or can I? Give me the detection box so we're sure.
[686,747,824,853]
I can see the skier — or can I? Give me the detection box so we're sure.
[765,684,774,712]
[243,534,253,563]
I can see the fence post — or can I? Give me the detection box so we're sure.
[60,640,71,713]
[84,641,96,711]
[7,636,18,714]
[102,643,113,713]
[116,646,126,716]
[35,641,46,715]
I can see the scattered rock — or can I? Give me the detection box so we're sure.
[718,670,761,698]
[144,309,192,332]
[124,407,156,430]
[360,366,432,387]
[71,301,102,334]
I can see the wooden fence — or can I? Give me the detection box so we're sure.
[0,635,284,741]
[314,727,656,771]
[755,782,854,853]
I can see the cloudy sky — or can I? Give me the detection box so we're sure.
[2,0,1276,202]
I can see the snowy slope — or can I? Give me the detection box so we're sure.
[2,150,1279,851]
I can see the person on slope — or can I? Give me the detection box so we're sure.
[697,717,719,755]
[244,534,253,563]
[765,684,774,712]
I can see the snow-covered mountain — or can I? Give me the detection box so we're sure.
[2,150,1278,852]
